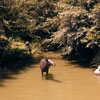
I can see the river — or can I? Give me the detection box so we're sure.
[0,52,100,100]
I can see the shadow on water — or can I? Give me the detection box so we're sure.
[0,73,18,87]
[0,54,44,86]
[67,59,92,68]
[63,54,93,68]
[44,73,62,83]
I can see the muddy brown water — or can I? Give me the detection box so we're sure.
[0,52,100,100]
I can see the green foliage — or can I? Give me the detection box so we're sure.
[0,0,99,68]
[0,0,59,66]
[41,0,100,67]
[60,0,100,66]
[0,0,58,41]
[81,3,100,48]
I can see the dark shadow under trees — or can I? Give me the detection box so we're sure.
[0,52,44,86]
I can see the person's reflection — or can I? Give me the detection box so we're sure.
[94,75,100,84]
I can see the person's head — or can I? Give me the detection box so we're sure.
[47,59,55,66]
